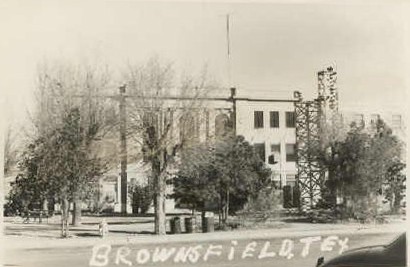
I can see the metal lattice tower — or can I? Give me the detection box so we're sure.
[318,66,339,124]
[294,66,339,209]
[294,93,325,208]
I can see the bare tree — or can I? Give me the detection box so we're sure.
[124,57,217,235]
[31,60,114,232]
[4,125,19,177]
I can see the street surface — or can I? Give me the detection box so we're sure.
[5,228,402,267]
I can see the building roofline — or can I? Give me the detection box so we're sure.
[235,97,297,103]
[121,95,297,103]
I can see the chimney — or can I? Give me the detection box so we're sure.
[230,87,236,98]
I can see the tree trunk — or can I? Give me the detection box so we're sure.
[217,195,222,228]
[225,188,230,225]
[60,202,64,237]
[393,190,401,214]
[42,199,48,211]
[154,183,166,235]
[61,198,70,238]
[153,156,166,235]
[72,194,82,226]
[218,190,224,227]
[389,198,394,213]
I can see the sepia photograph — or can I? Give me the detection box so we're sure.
[0,0,408,266]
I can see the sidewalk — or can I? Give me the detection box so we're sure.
[4,218,406,250]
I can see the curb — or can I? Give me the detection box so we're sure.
[5,223,404,250]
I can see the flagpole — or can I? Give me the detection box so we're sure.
[226,14,232,88]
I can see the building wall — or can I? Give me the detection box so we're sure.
[102,162,175,213]
[341,107,406,143]
[104,89,299,213]
[99,89,410,212]
[235,100,297,187]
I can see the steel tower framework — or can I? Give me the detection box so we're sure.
[295,66,338,209]
[294,95,325,208]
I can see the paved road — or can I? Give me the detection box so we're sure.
[5,231,400,267]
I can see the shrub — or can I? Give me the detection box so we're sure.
[242,187,281,214]
[129,183,154,214]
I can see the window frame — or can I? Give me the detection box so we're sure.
[354,113,364,125]
[285,111,296,128]
[370,114,380,125]
[270,111,279,128]
[270,144,281,153]
[286,143,297,162]
[254,111,264,129]
[392,114,402,128]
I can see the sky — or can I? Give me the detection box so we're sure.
[1,0,409,127]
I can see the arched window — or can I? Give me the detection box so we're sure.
[215,113,230,138]
[179,113,197,145]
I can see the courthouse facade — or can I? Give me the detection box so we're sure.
[102,88,299,213]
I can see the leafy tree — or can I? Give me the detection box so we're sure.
[173,135,272,226]
[11,107,107,237]
[384,159,406,213]
[9,139,50,214]
[317,119,404,217]
[313,115,347,208]
[51,108,106,235]
[172,144,218,213]
[32,60,114,227]
[216,136,272,223]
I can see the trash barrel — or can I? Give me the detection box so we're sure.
[185,217,194,233]
[201,212,206,232]
[202,213,214,233]
[204,217,214,233]
[170,217,182,234]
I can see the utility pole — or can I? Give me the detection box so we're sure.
[119,85,128,214]
[230,87,237,136]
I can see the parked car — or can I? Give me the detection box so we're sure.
[316,232,406,267]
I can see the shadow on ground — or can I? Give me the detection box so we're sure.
[75,232,101,237]
[81,220,153,225]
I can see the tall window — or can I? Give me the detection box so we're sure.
[286,112,296,128]
[179,113,197,145]
[270,111,279,128]
[254,143,266,162]
[286,144,297,162]
[269,144,281,164]
[392,114,402,128]
[254,111,264,128]
[271,144,281,153]
[370,114,380,125]
[354,114,364,126]
[215,113,230,138]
